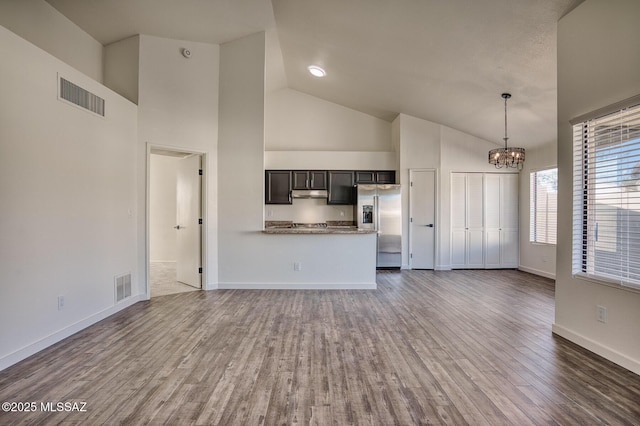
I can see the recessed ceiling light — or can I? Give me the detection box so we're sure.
[307,65,326,77]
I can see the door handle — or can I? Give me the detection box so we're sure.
[424,224,434,227]
[174,225,181,230]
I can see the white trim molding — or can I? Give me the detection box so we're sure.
[518,266,555,280]
[552,324,640,376]
[217,282,377,290]
[0,295,144,371]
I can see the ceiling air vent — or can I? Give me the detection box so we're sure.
[59,76,105,117]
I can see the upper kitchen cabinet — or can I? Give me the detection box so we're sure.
[265,170,292,204]
[355,170,396,184]
[328,171,355,205]
[292,170,327,190]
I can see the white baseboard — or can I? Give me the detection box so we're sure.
[0,294,144,372]
[552,324,640,376]
[217,282,377,290]
[518,265,556,280]
[435,265,452,271]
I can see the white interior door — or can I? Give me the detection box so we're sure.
[176,154,202,288]
[410,170,435,269]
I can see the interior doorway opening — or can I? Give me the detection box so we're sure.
[149,148,204,297]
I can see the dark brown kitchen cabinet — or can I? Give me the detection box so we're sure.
[355,170,396,184]
[265,170,291,204]
[354,171,376,184]
[375,170,396,184]
[327,171,355,205]
[292,170,327,190]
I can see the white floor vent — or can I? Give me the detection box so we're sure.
[115,273,132,303]
[59,76,105,117]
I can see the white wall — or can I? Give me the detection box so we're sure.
[0,0,103,82]
[267,198,354,222]
[0,25,138,370]
[104,35,140,104]
[396,114,441,268]
[555,0,640,375]
[440,125,516,270]
[264,151,396,170]
[137,34,219,290]
[395,113,514,270]
[149,154,178,262]
[218,32,376,289]
[518,142,557,279]
[265,88,391,151]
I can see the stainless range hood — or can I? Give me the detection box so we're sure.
[291,189,328,199]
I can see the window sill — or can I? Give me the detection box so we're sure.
[529,241,556,247]
[573,273,640,295]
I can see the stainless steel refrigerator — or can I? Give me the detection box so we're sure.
[356,184,402,268]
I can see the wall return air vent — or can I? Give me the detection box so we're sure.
[58,76,105,117]
[115,273,132,303]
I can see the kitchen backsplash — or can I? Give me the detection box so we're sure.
[265,198,354,222]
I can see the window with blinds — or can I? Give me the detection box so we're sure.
[530,168,557,244]
[572,98,640,288]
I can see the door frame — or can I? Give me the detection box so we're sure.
[145,143,207,299]
[409,168,438,269]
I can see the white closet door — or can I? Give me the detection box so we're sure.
[500,174,519,267]
[501,174,519,229]
[451,173,484,268]
[451,173,466,229]
[484,174,502,268]
[451,173,467,268]
[451,230,467,267]
[484,174,501,229]
[484,173,519,268]
[467,175,484,229]
[501,230,519,266]
[467,174,484,267]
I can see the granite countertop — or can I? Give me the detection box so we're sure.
[263,221,377,234]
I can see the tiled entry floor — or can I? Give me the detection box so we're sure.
[150,261,200,297]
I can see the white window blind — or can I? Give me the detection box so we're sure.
[572,100,640,288]
[530,168,557,244]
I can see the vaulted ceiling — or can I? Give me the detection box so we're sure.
[46,0,583,149]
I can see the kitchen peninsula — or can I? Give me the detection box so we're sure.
[256,166,396,290]
[251,220,377,290]
[263,221,377,234]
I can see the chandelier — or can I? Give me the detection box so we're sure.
[488,93,525,169]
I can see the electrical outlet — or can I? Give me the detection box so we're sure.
[294,262,302,272]
[596,305,607,323]
[58,295,65,311]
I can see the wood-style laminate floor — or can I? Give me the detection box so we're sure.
[1,270,639,425]
[150,261,200,298]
